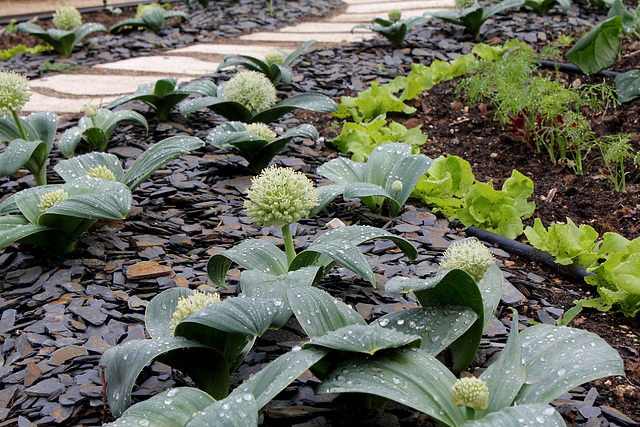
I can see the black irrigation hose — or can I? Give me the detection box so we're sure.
[535,59,620,78]
[0,0,183,25]
[458,223,594,282]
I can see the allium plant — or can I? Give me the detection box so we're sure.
[351,10,429,46]
[110,5,187,33]
[439,238,495,282]
[217,40,316,85]
[223,71,276,113]
[17,7,107,56]
[0,71,58,186]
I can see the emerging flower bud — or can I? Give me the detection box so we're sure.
[52,6,83,30]
[440,238,494,282]
[244,165,319,229]
[223,71,277,113]
[170,291,221,334]
[388,9,402,22]
[451,376,489,410]
[37,189,69,212]
[136,3,161,18]
[88,165,116,181]
[0,71,32,116]
[246,122,276,142]
[455,0,477,9]
[391,180,403,193]
[83,103,98,118]
[264,49,285,67]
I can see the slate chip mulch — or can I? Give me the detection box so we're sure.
[1,0,640,426]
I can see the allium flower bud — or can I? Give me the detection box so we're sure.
[88,165,116,181]
[244,166,319,229]
[451,377,489,410]
[83,103,98,118]
[440,238,494,282]
[37,189,69,212]
[455,0,477,10]
[391,180,403,193]
[0,71,32,116]
[388,9,402,22]
[246,122,276,142]
[170,291,220,334]
[223,71,277,113]
[52,6,82,30]
[264,49,285,67]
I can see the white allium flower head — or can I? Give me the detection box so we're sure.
[388,9,402,22]
[170,291,221,334]
[440,238,494,282]
[0,71,31,116]
[88,165,116,181]
[451,376,489,410]
[391,180,403,193]
[37,189,69,213]
[246,122,276,142]
[52,6,83,30]
[455,0,477,10]
[83,103,98,118]
[223,71,277,113]
[244,166,319,229]
[264,49,285,67]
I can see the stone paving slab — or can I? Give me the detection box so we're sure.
[29,74,179,96]
[277,22,365,33]
[329,9,439,22]
[346,0,452,14]
[24,92,118,113]
[341,0,450,4]
[169,44,294,57]
[240,32,376,43]
[93,56,219,75]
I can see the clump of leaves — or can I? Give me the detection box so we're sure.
[217,41,316,85]
[524,0,570,14]
[108,77,218,120]
[16,7,106,56]
[110,5,187,33]
[351,9,429,46]
[0,44,52,60]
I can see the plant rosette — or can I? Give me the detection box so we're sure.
[351,13,430,46]
[16,17,106,56]
[109,6,188,33]
[0,176,132,253]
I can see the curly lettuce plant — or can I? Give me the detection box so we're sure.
[179,70,338,124]
[109,5,187,33]
[206,121,318,172]
[311,142,433,217]
[16,7,107,56]
[351,9,429,46]
[207,165,417,287]
[108,77,218,120]
[0,71,57,186]
[425,0,525,38]
[0,177,132,252]
[54,136,204,191]
[58,103,148,157]
[217,40,316,85]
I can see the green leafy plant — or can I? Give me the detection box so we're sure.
[351,9,429,46]
[329,118,427,162]
[54,136,204,190]
[524,0,570,14]
[0,44,52,60]
[16,7,106,56]
[39,60,81,73]
[318,309,624,426]
[425,0,525,38]
[456,170,535,239]
[595,133,635,192]
[615,69,640,103]
[217,41,316,85]
[0,177,132,252]
[108,77,218,120]
[180,71,337,124]
[206,121,318,172]
[311,143,433,217]
[524,218,600,266]
[58,104,148,157]
[109,6,187,33]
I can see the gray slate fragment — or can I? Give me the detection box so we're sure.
[25,378,64,397]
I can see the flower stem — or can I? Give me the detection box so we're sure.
[12,110,28,141]
[33,166,47,186]
[282,223,296,265]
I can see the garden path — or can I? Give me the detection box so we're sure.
[22,0,454,113]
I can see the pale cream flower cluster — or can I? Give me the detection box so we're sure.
[52,6,82,30]
[224,71,277,113]
[88,166,116,181]
[0,71,31,117]
[246,123,276,142]
[440,238,494,282]
[37,189,69,213]
[170,291,221,334]
[450,376,490,410]
[264,50,285,67]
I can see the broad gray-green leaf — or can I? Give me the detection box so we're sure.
[123,136,204,190]
[317,347,466,427]
[232,346,328,410]
[615,69,640,103]
[316,157,367,185]
[54,152,126,183]
[145,287,194,339]
[251,93,338,124]
[0,139,47,177]
[462,403,566,427]
[207,239,289,287]
[479,310,526,415]
[310,184,346,216]
[294,238,375,284]
[240,267,321,328]
[104,387,215,427]
[0,112,57,144]
[565,17,622,75]
[101,337,229,417]
[187,393,258,426]
[515,324,625,405]
[372,306,477,356]
[288,286,365,337]
[0,216,50,250]
[306,324,421,354]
